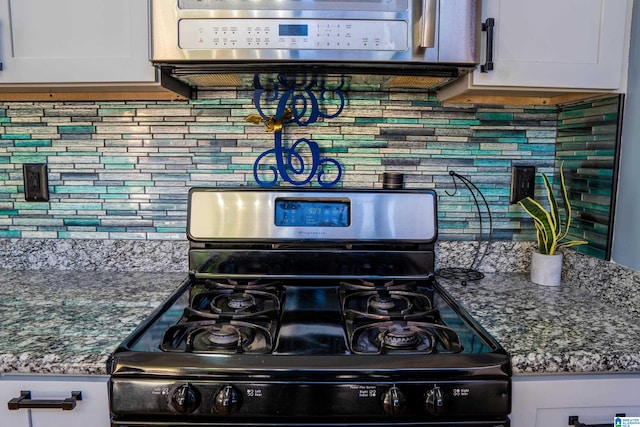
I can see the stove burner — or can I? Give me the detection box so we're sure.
[204,278,281,290]
[223,293,255,310]
[196,324,242,347]
[161,320,274,354]
[342,289,434,320]
[372,322,430,351]
[367,293,413,315]
[350,321,463,354]
[186,288,280,320]
[369,295,397,311]
[341,279,418,291]
[194,325,242,347]
[379,324,422,349]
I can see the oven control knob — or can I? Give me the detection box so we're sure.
[213,385,241,415]
[424,385,446,415]
[382,386,407,416]
[171,383,200,414]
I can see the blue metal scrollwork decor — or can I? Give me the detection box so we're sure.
[245,74,344,187]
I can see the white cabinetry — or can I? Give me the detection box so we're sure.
[511,374,640,427]
[0,0,154,84]
[439,0,633,103]
[0,375,109,427]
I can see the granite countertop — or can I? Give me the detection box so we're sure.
[0,270,184,375]
[439,273,640,374]
[1,269,640,376]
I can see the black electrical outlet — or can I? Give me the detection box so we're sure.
[510,165,535,204]
[23,163,50,202]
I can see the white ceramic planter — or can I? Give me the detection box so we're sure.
[530,251,563,286]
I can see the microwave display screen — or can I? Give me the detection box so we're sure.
[279,24,309,37]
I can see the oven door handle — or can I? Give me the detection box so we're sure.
[569,414,626,427]
[7,390,82,411]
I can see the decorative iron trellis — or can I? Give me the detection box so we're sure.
[245,74,344,187]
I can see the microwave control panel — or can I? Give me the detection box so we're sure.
[178,19,408,51]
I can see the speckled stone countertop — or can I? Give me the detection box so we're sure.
[1,268,640,376]
[439,273,640,374]
[0,270,184,375]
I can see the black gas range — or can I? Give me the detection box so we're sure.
[108,188,511,426]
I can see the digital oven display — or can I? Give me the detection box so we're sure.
[278,24,309,37]
[274,199,350,227]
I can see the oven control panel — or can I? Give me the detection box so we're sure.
[188,189,438,243]
[111,379,510,418]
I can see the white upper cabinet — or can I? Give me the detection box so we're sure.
[0,0,156,85]
[439,0,633,101]
[476,0,629,89]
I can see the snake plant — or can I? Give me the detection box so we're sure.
[517,165,587,255]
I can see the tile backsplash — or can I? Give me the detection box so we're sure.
[557,96,622,259]
[0,91,619,258]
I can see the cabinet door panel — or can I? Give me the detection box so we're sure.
[0,380,29,427]
[0,376,109,427]
[473,0,629,89]
[511,375,640,427]
[0,0,155,84]
[498,0,600,65]
[535,406,640,427]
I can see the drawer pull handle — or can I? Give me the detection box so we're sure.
[7,390,82,411]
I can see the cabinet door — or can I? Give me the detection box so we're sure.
[0,375,110,427]
[0,0,155,84]
[0,377,28,427]
[473,0,629,89]
[511,374,640,427]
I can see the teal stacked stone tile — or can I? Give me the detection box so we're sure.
[557,96,621,260]
[0,94,564,242]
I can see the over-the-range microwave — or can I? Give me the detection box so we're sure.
[149,0,483,96]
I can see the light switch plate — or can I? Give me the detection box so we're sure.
[510,165,535,204]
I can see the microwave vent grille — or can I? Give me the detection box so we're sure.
[383,76,448,89]
[182,74,244,87]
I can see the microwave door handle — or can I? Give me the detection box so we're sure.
[420,0,437,48]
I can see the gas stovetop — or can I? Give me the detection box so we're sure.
[109,270,511,424]
[108,188,511,427]
[125,274,492,357]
